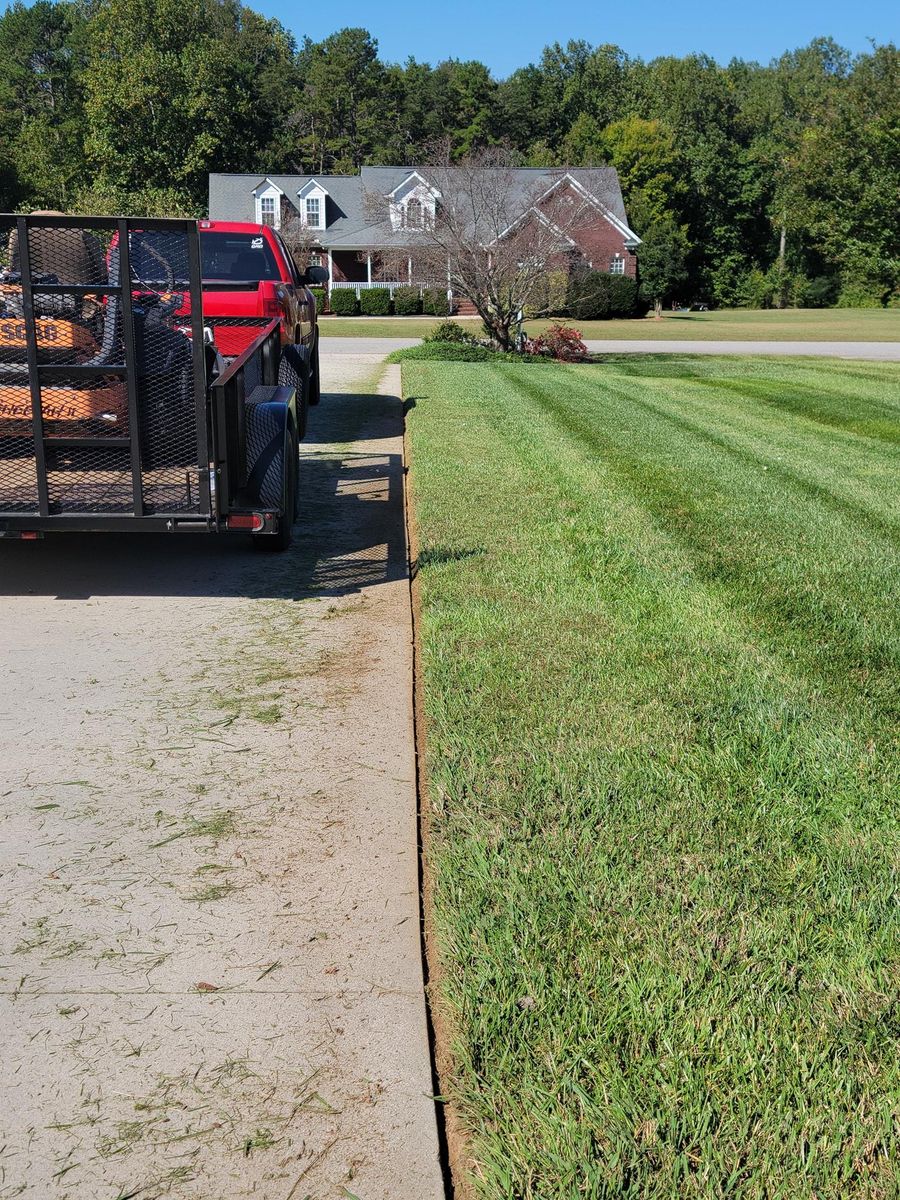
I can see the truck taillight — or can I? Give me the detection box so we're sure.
[260,284,287,318]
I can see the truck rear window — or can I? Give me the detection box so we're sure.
[199,233,280,282]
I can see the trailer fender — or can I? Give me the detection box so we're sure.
[278,344,311,440]
[244,386,298,510]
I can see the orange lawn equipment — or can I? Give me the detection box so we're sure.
[0,282,127,437]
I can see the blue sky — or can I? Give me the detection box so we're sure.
[258,0,899,76]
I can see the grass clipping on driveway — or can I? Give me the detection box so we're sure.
[404,356,900,1198]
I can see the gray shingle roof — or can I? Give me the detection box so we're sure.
[208,166,635,248]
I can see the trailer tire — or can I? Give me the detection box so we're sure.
[253,426,297,553]
[278,346,309,441]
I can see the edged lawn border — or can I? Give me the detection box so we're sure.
[402,354,900,1198]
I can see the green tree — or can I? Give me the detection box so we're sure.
[0,0,88,209]
[293,28,389,172]
[637,215,691,315]
[599,116,683,223]
[83,0,294,206]
[792,43,900,305]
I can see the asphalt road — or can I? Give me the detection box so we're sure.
[319,335,900,361]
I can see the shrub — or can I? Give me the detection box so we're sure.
[546,269,569,316]
[526,323,588,361]
[734,268,774,309]
[423,287,451,316]
[359,287,392,316]
[329,287,358,316]
[393,287,422,316]
[567,271,638,319]
[424,320,480,344]
[524,269,568,318]
[795,275,838,309]
[309,286,327,313]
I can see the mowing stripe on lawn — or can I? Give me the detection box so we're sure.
[405,357,899,1199]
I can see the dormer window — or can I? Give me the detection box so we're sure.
[254,179,284,229]
[260,196,276,227]
[388,171,440,232]
[296,179,328,231]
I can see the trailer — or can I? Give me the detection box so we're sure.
[0,214,305,549]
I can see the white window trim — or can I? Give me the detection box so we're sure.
[390,185,436,232]
[388,170,441,201]
[305,196,323,229]
[535,173,642,246]
[253,179,283,229]
[297,179,329,230]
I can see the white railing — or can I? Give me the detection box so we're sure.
[329,281,447,298]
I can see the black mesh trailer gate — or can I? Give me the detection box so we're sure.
[0,214,299,545]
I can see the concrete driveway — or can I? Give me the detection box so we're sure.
[0,354,444,1199]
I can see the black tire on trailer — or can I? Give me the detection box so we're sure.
[278,345,309,441]
[253,426,297,552]
[137,320,197,470]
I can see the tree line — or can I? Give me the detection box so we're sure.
[1,0,897,307]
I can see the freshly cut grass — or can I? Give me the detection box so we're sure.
[404,356,900,1198]
[319,308,900,341]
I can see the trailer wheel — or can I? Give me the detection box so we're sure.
[253,427,297,552]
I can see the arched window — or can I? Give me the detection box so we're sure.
[406,198,423,229]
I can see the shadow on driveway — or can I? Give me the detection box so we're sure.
[0,390,407,602]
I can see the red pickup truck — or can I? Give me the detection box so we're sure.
[128,220,327,415]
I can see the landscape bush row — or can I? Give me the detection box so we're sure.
[318,273,643,320]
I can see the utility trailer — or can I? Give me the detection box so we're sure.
[0,214,304,549]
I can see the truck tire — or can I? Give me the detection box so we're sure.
[278,345,309,440]
[309,335,321,406]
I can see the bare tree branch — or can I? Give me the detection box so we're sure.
[279,207,322,274]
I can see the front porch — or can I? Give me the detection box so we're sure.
[325,248,427,287]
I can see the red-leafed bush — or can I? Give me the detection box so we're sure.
[526,324,588,361]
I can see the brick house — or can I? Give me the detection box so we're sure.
[207,166,640,300]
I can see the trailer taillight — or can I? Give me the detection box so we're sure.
[226,513,265,532]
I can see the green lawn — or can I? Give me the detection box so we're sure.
[320,307,900,341]
[404,356,900,1198]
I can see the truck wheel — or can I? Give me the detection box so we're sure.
[253,428,297,552]
[309,337,321,406]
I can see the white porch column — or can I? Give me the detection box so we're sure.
[326,249,333,281]
[407,256,412,284]
[366,253,372,285]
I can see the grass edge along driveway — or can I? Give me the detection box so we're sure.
[404,355,900,1199]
